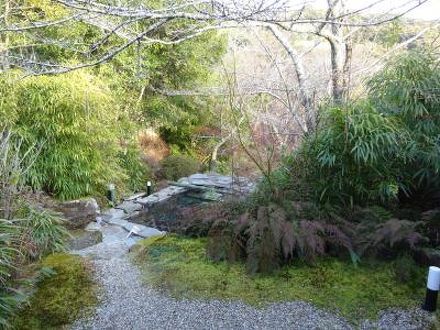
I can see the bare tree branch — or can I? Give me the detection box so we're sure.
[1,0,432,76]
[0,14,83,33]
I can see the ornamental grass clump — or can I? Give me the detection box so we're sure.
[0,128,70,328]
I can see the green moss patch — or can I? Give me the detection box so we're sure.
[132,235,426,322]
[13,253,97,329]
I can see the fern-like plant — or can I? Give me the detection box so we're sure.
[207,202,357,273]
[360,219,427,257]
[245,205,287,273]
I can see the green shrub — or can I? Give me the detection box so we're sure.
[15,205,69,262]
[0,126,69,328]
[160,154,201,181]
[269,50,440,208]
[369,50,440,202]
[0,290,27,330]
[118,143,152,192]
[0,71,125,200]
[0,128,40,220]
[297,102,402,206]
[13,253,97,329]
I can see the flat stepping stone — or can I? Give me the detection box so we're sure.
[105,216,164,238]
[179,173,255,195]
[115,201,143,214]
[188,173,233,188]
[177,177,190,185]
[124,192,147,201]
[135,186,187,206]
[68,229,103,250]
[73,240,129,260]
[105,216,131,228]
[134,228,163,239]
[125,224,164,238]
[101,208,126,221]
[85,221,102,231]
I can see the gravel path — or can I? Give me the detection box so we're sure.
[70,222,433,330]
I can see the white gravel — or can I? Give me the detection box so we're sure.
[72,256,354,330]
[70,222,434,330]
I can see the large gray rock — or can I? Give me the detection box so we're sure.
[55,198,100,229]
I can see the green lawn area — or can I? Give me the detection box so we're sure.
[132,235,427,322]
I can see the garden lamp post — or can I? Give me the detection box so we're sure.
[107,183,116,205]
[147,181,152,196]
[423,266,440,312]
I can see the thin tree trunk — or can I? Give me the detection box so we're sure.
[209,134,231,172]
[342,41,353,100]
[268,25,315,132]
[325,0,350,103]
[328,38,346,103]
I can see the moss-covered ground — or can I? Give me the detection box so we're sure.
[12,253,97,330]
[132,235,427,323]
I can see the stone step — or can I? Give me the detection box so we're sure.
[101,208,126,221]
[123,192,147,201]
[135,186,187,206]
[101,209,164,238]
[115,200,143,214]
[178,173,255,195]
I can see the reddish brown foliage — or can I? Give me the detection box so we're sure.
[137,129,169,167]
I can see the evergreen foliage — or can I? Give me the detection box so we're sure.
[3,0,227,199]
[117,142,152,192]
[369,51,440,201]
[0,72,148,199]
[160,154,202,181]
[299,102,402,205]
[295,50,440,208]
